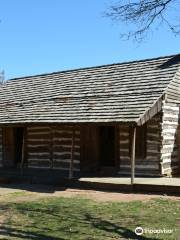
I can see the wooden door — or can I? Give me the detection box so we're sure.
[99,126,116,167]
[80,125,100,173]
[2,127,15,167]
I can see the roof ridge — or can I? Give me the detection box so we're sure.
[6,53,180,82]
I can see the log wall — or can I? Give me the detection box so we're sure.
[0,128,2,167]
[119,113,161,176]
[27,125,80,175]
[161,100,179,176]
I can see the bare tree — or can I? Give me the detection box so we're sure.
[0,71,5,84]
[106,0,180,41]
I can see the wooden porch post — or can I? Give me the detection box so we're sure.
[131,126,136,185]
[69,128,75,179]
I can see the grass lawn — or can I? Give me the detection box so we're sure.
[0,194,179,240]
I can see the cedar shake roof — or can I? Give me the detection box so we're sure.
[0,54,180,125]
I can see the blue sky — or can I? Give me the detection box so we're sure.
[0,0,179,80]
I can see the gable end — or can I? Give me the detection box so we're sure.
[165,68,180,104]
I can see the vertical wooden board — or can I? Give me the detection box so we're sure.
[2,127,15,167]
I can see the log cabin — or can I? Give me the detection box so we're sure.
[0,54,180,183]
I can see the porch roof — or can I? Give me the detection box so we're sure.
[0,54,180,125]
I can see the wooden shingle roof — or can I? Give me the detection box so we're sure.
[0,54,180,125]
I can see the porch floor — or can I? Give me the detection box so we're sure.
[74,177,180,195]
[0,168,179,194]
[79,177,180,186]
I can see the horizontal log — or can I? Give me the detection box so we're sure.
[160,157,178,163]
[163,117,179,123]
[119,132,129,137]
[161,151,177,158]
[119,148,129,152]
[146,156,159,161]
[53,166,80,171]
[118,170,160,176]
[28,165,51,169]
[119,135,129,141]
[163,105,179,111]
[53,139,80,146]
[147,140,160,144]
[53,132,73,139]
[147,129,160,135]
[146,152,160,157]
[53,159,80,164]
[28,139,51,144]
[146,146,159,152]
[119,167,160,173]
[119,140,129,144]
[162,136,176,141]
[161,143,177,149]
[28,160,51,167]
[28,155,50,160]
[27,134,52,139]
[53,144,80,149]
[53,154,80,161]
[161,124,179,129]
[147,133,160,138]
[54,129,80,135]
[120,159,159,165]
[120,164,159,170]
[119,126,129,130]
[53,151,80,156]
[120,151,129,157]
[161,149,177,155]
[147,135,160,141]
[120,156,130,161]
[53,161,80,170]
[28,146,51,152]
[162,161,179,169]
[162,139,176,145]
[25,130,47,136]
[53,146,80,152]
[119,142,129,147]
[27,126,51,131]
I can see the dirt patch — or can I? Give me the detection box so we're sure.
[0,186,179,203]
[50,188,180,202]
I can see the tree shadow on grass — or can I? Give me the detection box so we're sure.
[0,204,161,240]
[0,226,64,240]
[84,213,159,240]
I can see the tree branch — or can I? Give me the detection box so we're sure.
[106,0,180,41]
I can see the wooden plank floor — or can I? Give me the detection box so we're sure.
[79,177,180,186]
[74,177,180,195]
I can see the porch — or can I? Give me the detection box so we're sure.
[1,116,180,181]
[0,168,179,195]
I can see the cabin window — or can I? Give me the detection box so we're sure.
[129,124,147,159]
